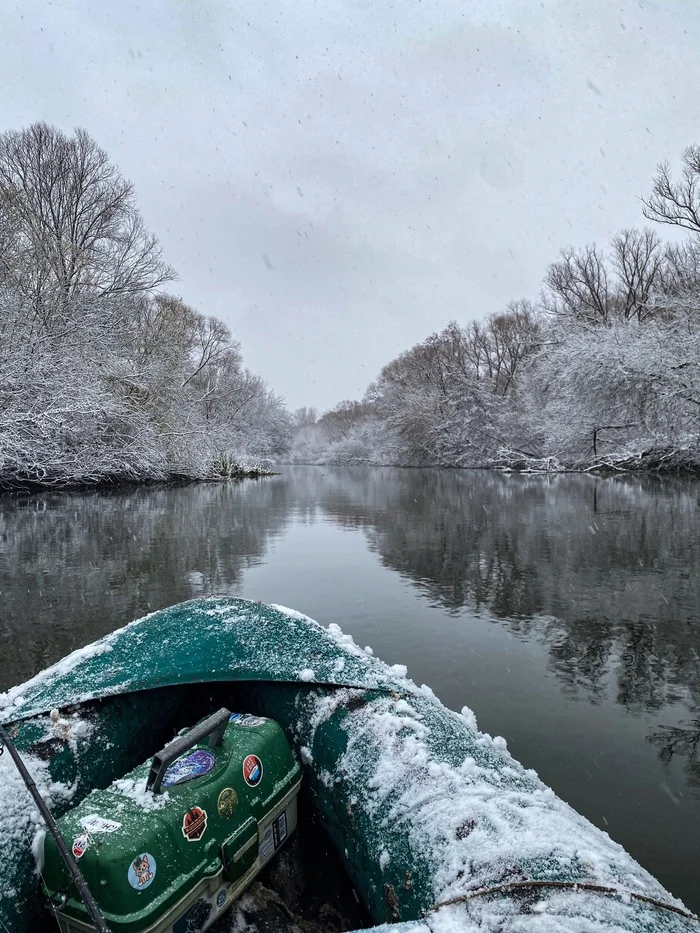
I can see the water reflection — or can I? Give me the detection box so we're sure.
[1,467,699,907]
[0,480,290,690]
[2,468,699,714]
[313,468,700,713]
[649,720,700,787]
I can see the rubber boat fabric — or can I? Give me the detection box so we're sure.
[0,597,697,933]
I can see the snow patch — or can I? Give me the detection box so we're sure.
[0,747,76,903]
[270,604,316,624]
[46,712,94,754]
[112,778,170,811]
[460,705,478,732]
[294,686,689,927]
[31,829,46,874]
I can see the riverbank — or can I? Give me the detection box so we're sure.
[488,444,700,476]
[0,461,275,495]
[285,444,700,476]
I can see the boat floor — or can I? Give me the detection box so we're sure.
[212,802,370,933]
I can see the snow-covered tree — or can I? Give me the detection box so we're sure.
[0,123,292,488]
[0,123,173,313]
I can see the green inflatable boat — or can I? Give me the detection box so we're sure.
[0,598,697,933]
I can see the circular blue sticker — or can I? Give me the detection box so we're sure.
[216,888,228,909]
[162,750,216,787]
[128,853,156,890]
[237,715,267,728]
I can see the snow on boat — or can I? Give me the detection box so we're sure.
[0,597,697,933]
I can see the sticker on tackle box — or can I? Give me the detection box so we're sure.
[72,833,91,859]
[173,895,211,932]
[128,852,156,890]
[217,787,238,819]
[273,810,288,848]
[162,749,216,787]
[242,754,263,787]
[228,713,267,727]
[81,814,121,834]
[260,811,289,865]
[182,806,208,842]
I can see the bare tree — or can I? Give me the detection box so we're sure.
[661,238,700,297]
[462,320,493,382]
[544,233,664,325]
[610,228,664,322]
[293,407,318,428]
[318,400,373,442]
[544,244,611,324]
[643,145,700,235]
[486,300,541,395]
[0,123,173,317]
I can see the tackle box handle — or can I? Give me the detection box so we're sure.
[147,707,231,794]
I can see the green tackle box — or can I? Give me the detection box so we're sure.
[42,709,301,933]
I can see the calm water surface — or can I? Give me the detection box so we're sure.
[1,467,699,911]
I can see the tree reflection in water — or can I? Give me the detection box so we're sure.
[300,467,700,789]
[1,467,699,785]
[649,721,700,787]
[311,468,700,712]
[0,480,290,691]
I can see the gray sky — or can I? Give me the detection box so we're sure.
[2,0,700,411]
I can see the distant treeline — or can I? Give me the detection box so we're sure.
[0,123,291,490]
[291,146,700,474]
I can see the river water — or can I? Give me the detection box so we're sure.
[1,466,699,912]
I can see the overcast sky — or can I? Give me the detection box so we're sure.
[2,0,700,410]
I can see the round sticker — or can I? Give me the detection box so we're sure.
[128,852,157,890]
[72,833,90,859]
[242,754,263,787]
[162,750,216,788]
[216,888,228,909]
[217,787,238,819]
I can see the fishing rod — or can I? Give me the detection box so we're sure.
[0,723,111,933]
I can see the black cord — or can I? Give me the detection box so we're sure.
[0,725,111,933]
[427,879,700,925]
